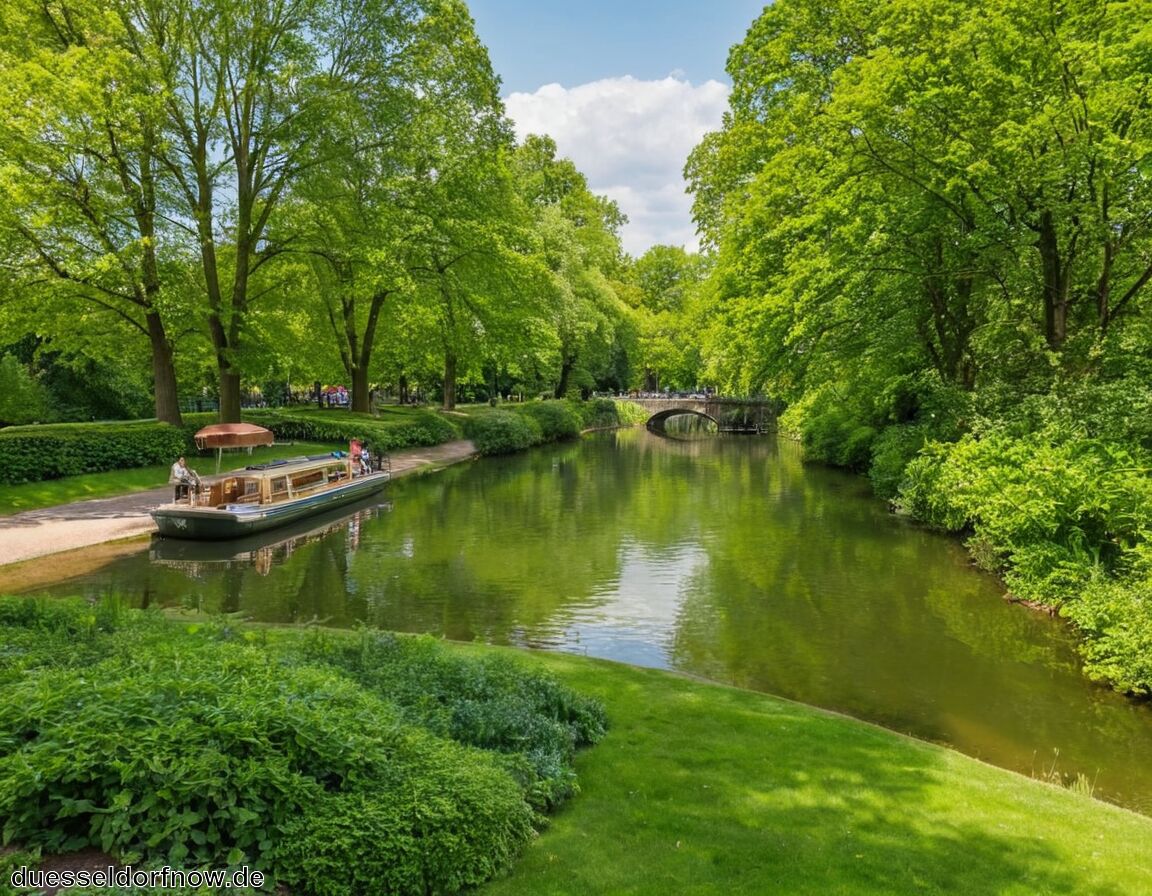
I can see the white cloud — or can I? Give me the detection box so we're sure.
[504,76,730,257]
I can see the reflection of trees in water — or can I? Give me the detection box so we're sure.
[662,442,1152,808]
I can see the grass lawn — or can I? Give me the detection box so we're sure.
[0,442,340,516]
[475,649,1152,896]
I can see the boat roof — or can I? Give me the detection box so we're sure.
[224,455,348,481]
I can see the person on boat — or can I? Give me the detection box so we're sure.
[170,456,199,502]
[360,445,372,475]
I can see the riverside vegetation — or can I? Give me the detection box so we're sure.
[0,598,605,895]
[686,0,1152,698]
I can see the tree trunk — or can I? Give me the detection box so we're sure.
[218,369,242,422]
[1037,211,1069,351]
[442,350,457,410]
[555,355,575,399]
[147,312,182,425]
[351,365,371,413]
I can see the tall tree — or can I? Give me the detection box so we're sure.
[396,10,538,411]
[0,0,184,423]
[291,0,513,413]
[687,0,1152,402]
[513,135,629,398]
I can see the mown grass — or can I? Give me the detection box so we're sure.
[0,442,340,516]
[0,622,1148,895]
[473,649,1152,896]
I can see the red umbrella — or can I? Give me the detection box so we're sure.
[194,423,275,450]
[194,424,275,471]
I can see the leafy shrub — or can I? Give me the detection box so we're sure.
[463,411,542,455]
[277,748,534,896]
[518,401,582,441]
[243,409,458,453]
[0,354,52,427]
[0,422,187,485]
[1064,577,1152,695]
[869,424,929,500]
[0,600,607,894]
[898,425,1152,693]
[298,630,608,811]
[798,403,877,472]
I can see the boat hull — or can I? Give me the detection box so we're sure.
[151,471,389,540]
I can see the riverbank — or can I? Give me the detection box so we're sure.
[0,440,476,568]
[479,647,1152,895]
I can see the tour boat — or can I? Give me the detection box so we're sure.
[151,454,389,540]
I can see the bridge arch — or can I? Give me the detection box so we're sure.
[619,396,777,434]
[645,408,718,432]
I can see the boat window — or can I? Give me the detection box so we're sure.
[292,469,325,490]
[242,479,260,497]
[270,476,289,498]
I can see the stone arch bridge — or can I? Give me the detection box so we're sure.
[622,396,778,434]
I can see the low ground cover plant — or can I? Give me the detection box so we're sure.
[0,599,605,895]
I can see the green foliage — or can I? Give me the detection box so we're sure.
[606,399,650,426]
[297,630,608,812]
[0,354,51,427]
[868,424,929,500]
[518,401,582,442]
[277,768,533,896]
[578,398,619,429]
[898,423,1152,693]
[463,410,543,455]
[1064,577,1152,696]
[0,422,187,485]
[242,409,459,453]
[0,599,606,894]
[801,408,877,472]
[462,400,638,455]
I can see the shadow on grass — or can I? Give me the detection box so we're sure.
[486,663,1136,896]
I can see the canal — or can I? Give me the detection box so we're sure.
[14,428,1152,812]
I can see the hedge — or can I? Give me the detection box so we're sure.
[0,422,187,485]
[463,411,543,455]
[242,409,459,454]
[462,400,629,456]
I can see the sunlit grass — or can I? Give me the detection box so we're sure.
[0,442,340,516]
[474,649,1152,896]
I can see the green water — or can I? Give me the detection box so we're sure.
[19,429,1152,811]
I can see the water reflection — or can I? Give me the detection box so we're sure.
[149,502,389,577]
[15,430,1152,812]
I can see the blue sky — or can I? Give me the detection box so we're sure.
[467,1,767,95]
[466,1,768,254]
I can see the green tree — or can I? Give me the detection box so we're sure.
[0,0,185,423]
[291,0,515,413]
[0,353,49,426]
[688,0,1152,407]
[513,135,629,398]
[630,246,709,392]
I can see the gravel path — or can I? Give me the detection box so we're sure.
[0,440,476,568]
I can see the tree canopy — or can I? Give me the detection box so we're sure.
[0,0,640,419]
